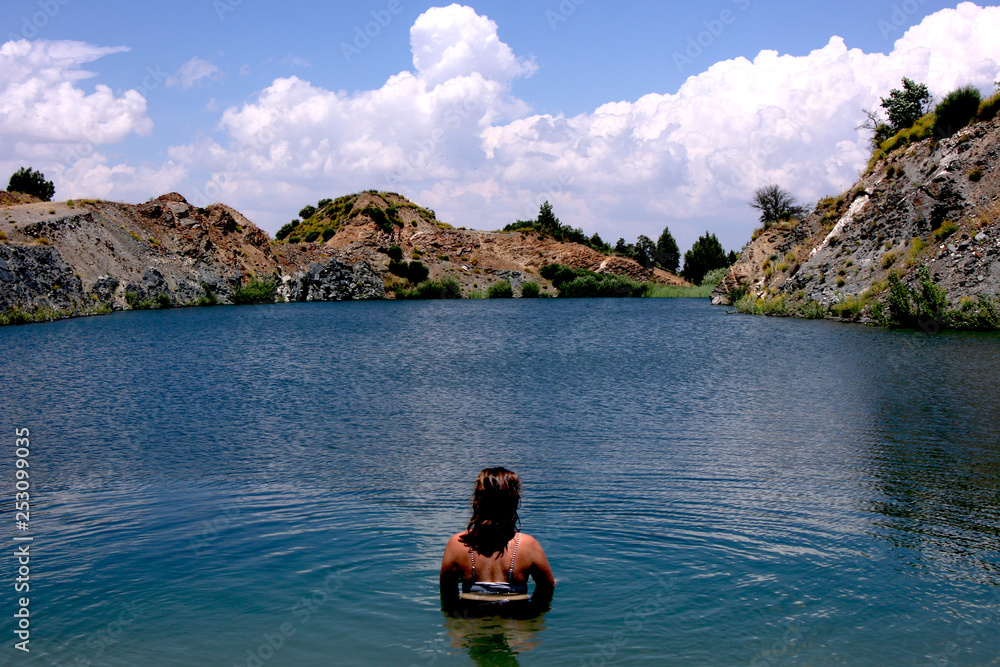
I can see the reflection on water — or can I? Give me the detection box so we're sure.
[2,300,1000,665]
[442,609,549,666]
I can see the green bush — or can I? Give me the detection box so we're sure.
[951,296,1000,331]
[520,281,540,298]
[197,283,219,307]
[877,265,948,328]
[734,294,788,316]
[407,261,429,284]
[540,263,584,288]
[299,205,317,220]
[867,113,936,172]
[488,280,514,299]
[7,167,54,201]
[386,245,403,261]
[978,91,1000,122]
[934,85,981,138]
[830,297,863,319]
[362,206,402,233]
[156,293,172,309]
[933,220,959,241]
[798,300,828,320]
[395,278,462,300]
[700,267,729,287]
[303,230,320,243]
[233,274,278,304]
[557,274,645,298]
[276,219,300,241]
[322,228,336,241]
[388,260,408,277]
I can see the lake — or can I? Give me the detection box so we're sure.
[2,298,1000,666]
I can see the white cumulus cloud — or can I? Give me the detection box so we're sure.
[410,4,536,86]
[0,39,159,199]
[0,39,151,145]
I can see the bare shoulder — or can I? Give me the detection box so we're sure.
[517,532,555,587]
[444,532,467,555]
[517,533,547,556]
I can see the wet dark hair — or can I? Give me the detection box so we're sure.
[459,467,521,557]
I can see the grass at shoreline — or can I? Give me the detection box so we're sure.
[644,283,715,298]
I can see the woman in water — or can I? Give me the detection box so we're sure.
[440,467,555,612]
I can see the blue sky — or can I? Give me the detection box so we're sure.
[2,1,999,253]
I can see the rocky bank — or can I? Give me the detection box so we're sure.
[0,190,681,324]
[713,114,1000,321]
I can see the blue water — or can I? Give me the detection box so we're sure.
[2,299,1000,666]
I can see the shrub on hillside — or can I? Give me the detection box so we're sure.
[407,261,429,284]
[395,278,462,300]
[978,91,1000,122]
[557,273,645,298]
[233,274,278,304]
[488,280,514,299]
[7,167,54,201]
[276,219,300,241]
[876,265,949,329]
[520,281,540,298]
[540,263,584,288]
[934,85,981,138]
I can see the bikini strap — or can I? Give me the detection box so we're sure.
[508,533,521,583]
[469,546,476,580]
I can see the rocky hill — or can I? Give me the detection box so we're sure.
[281,190,686,295]
[0,190,682,324]
[712,113,1000,324]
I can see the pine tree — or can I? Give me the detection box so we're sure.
[682,232,729,285]
[655,226,680,273]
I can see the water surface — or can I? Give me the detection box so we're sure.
[2,299,999,665]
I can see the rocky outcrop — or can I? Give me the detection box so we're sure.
[0,193,385,320]
[713,114,1000,319]
[0,244,83,312]
[281,260,385,302]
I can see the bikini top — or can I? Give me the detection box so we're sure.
[461,532,529,597]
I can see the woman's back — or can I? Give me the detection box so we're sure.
[439,468,554,608]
